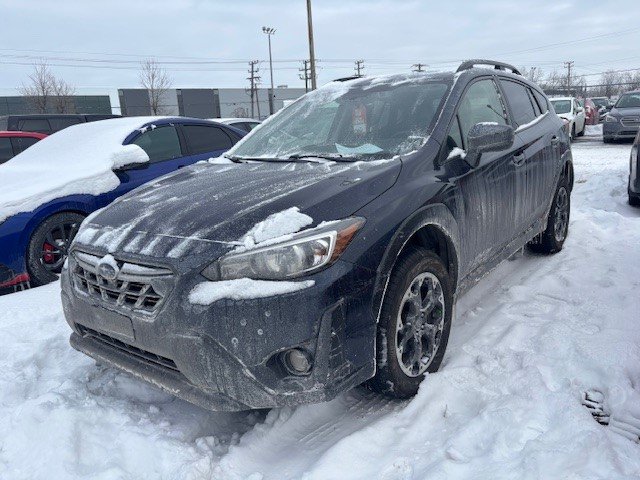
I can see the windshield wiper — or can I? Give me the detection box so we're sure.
[287,153,355,162]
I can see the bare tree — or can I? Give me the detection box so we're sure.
[520,66,545,84]
[19,62,55,113]
[139,59,172,115]
[52,78,76,113]
[19,62,76,113]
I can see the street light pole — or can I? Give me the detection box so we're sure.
[262,26,276,115]
[306,0,317,90]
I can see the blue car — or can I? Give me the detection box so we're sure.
[0,116,245,293]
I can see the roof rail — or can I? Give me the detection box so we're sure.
[456,59,521,76]
[333,75,363,82]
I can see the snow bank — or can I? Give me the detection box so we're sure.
[189,278,315,305]
[239,206,313,250]
[0,117,163,222]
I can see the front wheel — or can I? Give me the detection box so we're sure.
[368,248,453,398]
[528,178,570,254]
[26,212,85,287]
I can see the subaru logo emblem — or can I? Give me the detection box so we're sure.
[97,259,119,281]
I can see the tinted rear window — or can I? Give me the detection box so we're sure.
[11,136,41,155]
[500,80,537,127]
[0,138,13,164]
[17,119,51,133]
[532,90,549,113]
[49,117,83,131]
[182,124,234,154]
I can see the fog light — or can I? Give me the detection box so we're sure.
[283,348,312,375]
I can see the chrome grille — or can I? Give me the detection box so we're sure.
[621,116,640,128]
[72,251,172,313]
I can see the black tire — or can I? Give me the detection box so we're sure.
[603,137,613,144]
[570,124,576,141]
[528,177,570,254]
[27,212,85,287]
[577,123,585,137]
[368,248,453,398]
[629,193,640,207]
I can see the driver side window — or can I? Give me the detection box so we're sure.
[132,126,182,163]
[457,79,507,148]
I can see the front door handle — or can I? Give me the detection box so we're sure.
[551,135,560,145]
[512,153,526,166]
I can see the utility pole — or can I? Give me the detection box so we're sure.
[306,0,317,90]
[299,59,311,93]
[354,59,365,77]
[412,63,427,72]
[247,60,260,119]
[262,26,276,115]
[564,61,574,96]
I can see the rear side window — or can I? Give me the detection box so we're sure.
[49,117,82,131]
[456,79,508,147]
[0,138,13,164]
[500,80,537,128]
[132,126,183,162]
[182,125,234,154]
[532,90,549,113]
[17,119,51,134]
[527,89,542,116]
[11,136,41,155]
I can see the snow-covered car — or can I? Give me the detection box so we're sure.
[0,117,245,293]
[62,59,573,411]
[629,130,640,206]
[603,90,640,143]
[214,117,261,133]
[550,97,586,140]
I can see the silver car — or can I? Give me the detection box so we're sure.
[629,130,640,206]
[604,91,640,143]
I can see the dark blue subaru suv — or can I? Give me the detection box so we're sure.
[61,60,573,411]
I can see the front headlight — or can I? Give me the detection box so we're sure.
[203,217,365,281]
[605,114,618,123]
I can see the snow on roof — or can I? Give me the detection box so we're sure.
[0,116,164,223]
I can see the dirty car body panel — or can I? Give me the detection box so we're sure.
[62,64,572,411]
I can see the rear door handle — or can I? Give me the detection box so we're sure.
[551,135,560,145]
[512,153,526,166]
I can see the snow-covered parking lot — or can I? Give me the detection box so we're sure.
[1,126,639,480]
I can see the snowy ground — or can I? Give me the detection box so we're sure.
[1,125,639,479]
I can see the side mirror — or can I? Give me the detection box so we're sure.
[466,123,514,167]
[113,161,149,172]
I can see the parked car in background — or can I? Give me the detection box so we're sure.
[0,117,245,293]
[591,96,612,121]
[629,130,640,206]
[0,114,121,135]
[550,97,586,140]
[62,60,573,412]
[583,98,599,125]
[215,117,261,133]
[0,131,47,164]
[603,91,640,143]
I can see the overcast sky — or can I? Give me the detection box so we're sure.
[1,0,639,96]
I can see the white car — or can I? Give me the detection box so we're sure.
[211,118,261,133]
[550,97,586,140]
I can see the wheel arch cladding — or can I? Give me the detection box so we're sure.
[372,203,461,322]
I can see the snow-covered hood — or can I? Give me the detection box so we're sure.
[0,117,164,223]
[74,159,402,259]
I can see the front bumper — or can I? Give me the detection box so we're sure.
[603,120,639,140]
[61,253,377,411]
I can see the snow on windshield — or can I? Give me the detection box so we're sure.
[0,117,162,223]
[228,75,450,161]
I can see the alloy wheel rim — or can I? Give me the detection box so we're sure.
[395,272,446,377]
[40,221,80,272]
[553,187,569,242]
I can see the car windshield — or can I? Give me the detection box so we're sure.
[615,93,640,109]
[228,77,450,161]
[592,98,608,108]
[551,100,572,114]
